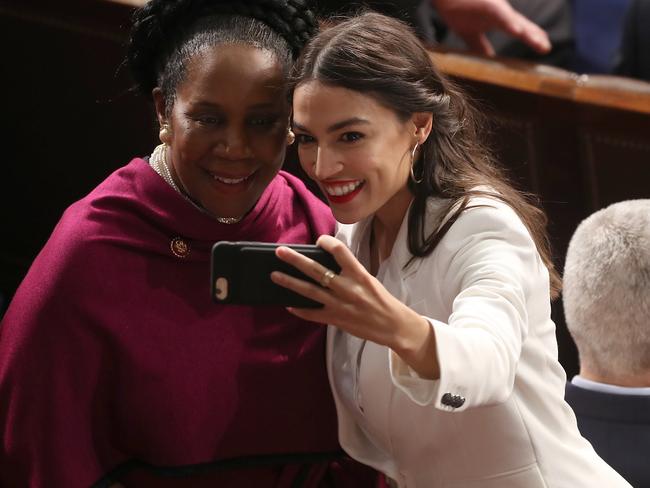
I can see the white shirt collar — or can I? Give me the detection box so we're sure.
[571,375,650,396]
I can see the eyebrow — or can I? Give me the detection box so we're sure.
[293,117,371,133]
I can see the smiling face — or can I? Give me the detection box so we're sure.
[293,81,424,225]
[155,44,290,219]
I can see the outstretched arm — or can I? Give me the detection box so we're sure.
[271,235,440,380]
[432,0,551,56]
[273,200,540,410]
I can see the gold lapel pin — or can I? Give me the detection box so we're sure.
[170,237,190,258]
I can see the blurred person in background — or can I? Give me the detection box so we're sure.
[315,0,574,66]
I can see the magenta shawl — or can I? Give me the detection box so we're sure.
[0,159,376,487]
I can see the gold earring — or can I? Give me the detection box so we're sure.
[409,142,423,184]
[287,129,296,145]
[159,123,171,145]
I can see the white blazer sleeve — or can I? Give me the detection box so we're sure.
[389,200,545,411]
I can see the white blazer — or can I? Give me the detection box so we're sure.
[327,196,631,487]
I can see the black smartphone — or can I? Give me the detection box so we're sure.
[211,241,340,308]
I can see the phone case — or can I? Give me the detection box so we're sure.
[211,241,341,308]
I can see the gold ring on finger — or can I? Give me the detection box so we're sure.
[319,269,336,288]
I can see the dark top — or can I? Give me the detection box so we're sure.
[618,0,650,80]
[565,382,650,488]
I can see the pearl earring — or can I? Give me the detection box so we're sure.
[159,123,171,145]
[287,129,296,145]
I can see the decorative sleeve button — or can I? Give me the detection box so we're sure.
[441,392,466,409]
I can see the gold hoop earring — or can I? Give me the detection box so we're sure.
[409,142,423,184]
[159,123,171,145]
[287,129,296,146]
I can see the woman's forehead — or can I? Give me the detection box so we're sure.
[178,44,288,107]
[293,82,396,126]
[187,43,284,83]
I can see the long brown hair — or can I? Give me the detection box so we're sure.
[291,12,561,299]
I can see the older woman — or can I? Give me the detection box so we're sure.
[0,1,375,487]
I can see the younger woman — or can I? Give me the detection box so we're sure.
[273,12,632,487]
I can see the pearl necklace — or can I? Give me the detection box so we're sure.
[149,144,242,225]
[151,144,180,192]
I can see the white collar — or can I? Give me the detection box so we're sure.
[571,375,650,396]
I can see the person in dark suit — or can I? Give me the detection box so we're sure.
[563,199,650,488]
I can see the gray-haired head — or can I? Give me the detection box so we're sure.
[563,199,650,379]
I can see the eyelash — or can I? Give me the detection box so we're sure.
[295,132,364,145]
[296,134,316,145]
[341,131,363,142]
[248,116,279,127]
[191,115,280,128]
[195,115,222,126]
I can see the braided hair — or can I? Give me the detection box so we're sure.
[127,0,317,114]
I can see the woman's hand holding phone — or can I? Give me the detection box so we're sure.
[271,235,440,379]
